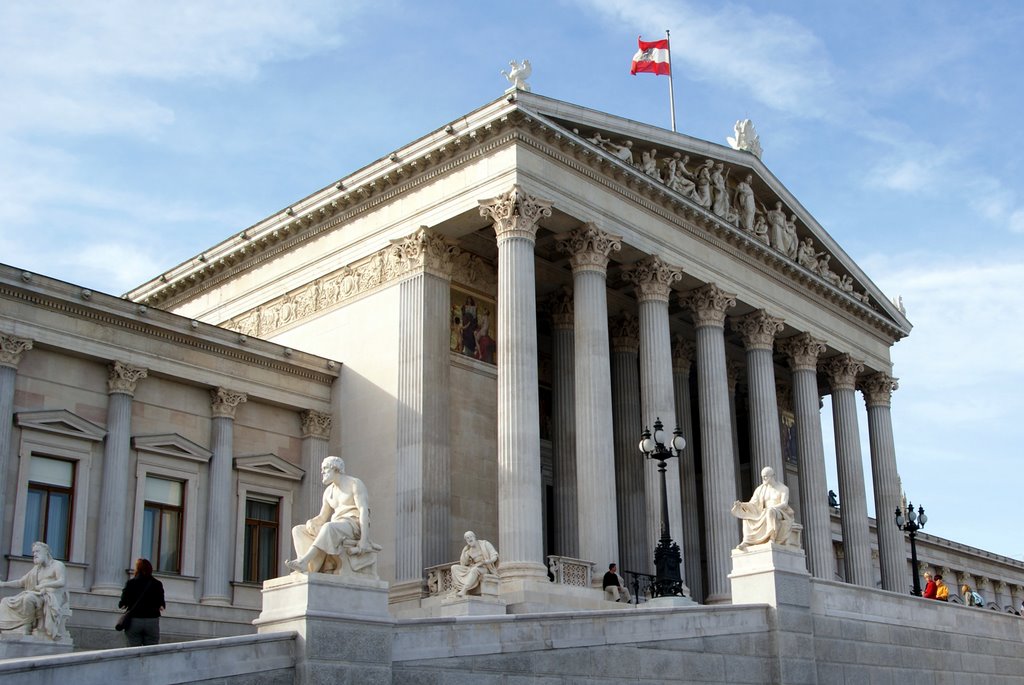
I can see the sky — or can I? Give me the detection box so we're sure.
[1,1,1022,563]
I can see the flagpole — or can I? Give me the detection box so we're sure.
[666,29,677,132]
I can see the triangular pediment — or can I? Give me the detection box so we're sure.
[234,453,304,481]
[16,409,106,441]
[132,434,212,463]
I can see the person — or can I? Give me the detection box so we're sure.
[731,467,796,550]
[449,531,499,598]
[602,563,632,603]
[286,456,379,577]
[934,574,949,601]
[0,541,71,640]
[922,572,936,599]
[118,558,165,647]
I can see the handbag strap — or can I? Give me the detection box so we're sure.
[125,577,154,615]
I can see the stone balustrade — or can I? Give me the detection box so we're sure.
[546,555,595,588]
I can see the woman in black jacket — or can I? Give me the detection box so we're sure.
[118,558,165,646]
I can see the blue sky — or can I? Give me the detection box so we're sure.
[2,1,1022,562]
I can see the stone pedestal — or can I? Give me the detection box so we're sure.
[438,595,507,617]
[0,633,73,659]
[254,573,393,685]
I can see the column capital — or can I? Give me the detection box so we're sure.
[210,387,248,418]
[671,335,696,373]
[778,332,827,372]
[733,310,785,350]
[299,409,332,439]
[859,372,899,408]
[0,334,33,369]
[556,223,622,274]
[389,226,460,280]
[107,361,148,396]
[609,311,639,353]
[479,184,552,242]
[824,354,864,391]
[622,255,683,303]
[547,286,574,330]
[681,283,736,328]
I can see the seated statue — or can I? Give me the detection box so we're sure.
[286,456,381,578]
[0,541,71,640]
[731,467,798,551]
[449,531,499,598]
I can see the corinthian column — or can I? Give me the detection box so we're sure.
[391,228,458,589]
[824,354,872,587]
[682,284,737,604]
[778,333,832,579]
[548,287,578,558]
[93,361,148,593]
[624,256,684,575]
[479,186,551,583]
[299,409,331,516]
[0,335,33,561]
[202,387,247,604]
[733,311,786,485]
[860,372,903,592]
[611,312,644,574]
[672,335,703,601]
[557,223,622,573]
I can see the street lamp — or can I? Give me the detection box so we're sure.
[638,417,686,598]
[895,499,927,596]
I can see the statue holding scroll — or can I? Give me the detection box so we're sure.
[731,467,797,551]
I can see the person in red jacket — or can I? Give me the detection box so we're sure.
[922,571,937,599]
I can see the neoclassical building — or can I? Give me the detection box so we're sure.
[2,90,1023,644]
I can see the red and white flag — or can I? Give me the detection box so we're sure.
[631,37,671,76]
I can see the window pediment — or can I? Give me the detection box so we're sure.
[132,434,212,463]
[15,409,106,442]
[234,454,304,481]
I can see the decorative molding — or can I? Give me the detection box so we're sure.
[299,409,332,440]
[622,255,684,303]
[778,333,828,372]
[15,409,106,442]
[681,283,736,328]
[859,372,899,408]
[107,361,148,396]
[0,333,33,369]
[132,433,213,463]
[211,387,248,418]
[234,453,305,482]
[609,311,640,353]
[727,359,744,392]
[671,335,696,373]
[547,286,574,330]
[824,354,864,391]
[556,223,622,274]
[733,310,785,350]
[479,184,553,242]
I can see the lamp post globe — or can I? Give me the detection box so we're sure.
[895,499,926,596]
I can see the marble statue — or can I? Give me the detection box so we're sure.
[797,238,820,272]
[448,531,499,598]
[711,163,734,221]
[286,456,381,578]
[664,154,697,197]
[765,201,787,251]
[501,59,532,91]
[734,174,756,231]
[641,149,661,181]
[0,542,71,640]
[608,139,634,165]
[750,214,770,245]
[816,255,841,287]
[731,467,797,551]
[782,214,800,259]
[694,159,713,209]
[726,119,763,158]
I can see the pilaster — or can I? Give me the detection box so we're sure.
[610,312,644,575]
[299,409,331,518]
[0,334,32,561]
[860,372,903,593]
[672,335,703,601]
[548,287,578,558]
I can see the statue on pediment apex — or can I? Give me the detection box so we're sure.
[727,119,763,158]
[501,59,531,91]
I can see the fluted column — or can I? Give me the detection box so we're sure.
[682,284,737,604]
[611,312,644,574]
[92,361,148,593]
[825,354,872,587]
[557,224,622,573]
[726,360,744,499]
[202,387,247,604]
[624,256,684,572]
[548,288,578,557]
[392,228,457,583]
[479,186,551,583]
[779,334,832,579]
[860,372,903,592]
[299,409,331,516]
[0,335,33,561]
[672,335,703,601]
[734,311,786,485]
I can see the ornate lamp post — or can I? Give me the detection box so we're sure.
[895,499,927,596]
[638,417,686,597]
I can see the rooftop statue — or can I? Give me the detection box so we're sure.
[501,59,532,92]
[727,119,763,158]
[0,541,72,641]
[286,456,381,578]
[731,467,798,551]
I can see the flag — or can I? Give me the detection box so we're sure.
[631,37,670,76]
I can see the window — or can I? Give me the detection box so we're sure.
[243,497,279,583]
[22,456,74,560]
[142,476,183,574]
